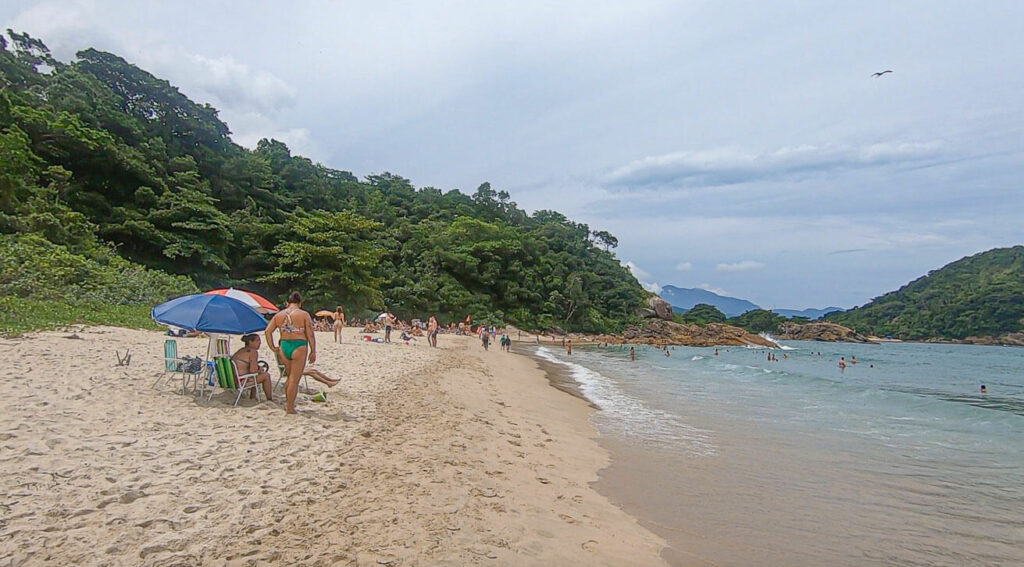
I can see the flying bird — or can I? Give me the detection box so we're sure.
[871,70,893,77]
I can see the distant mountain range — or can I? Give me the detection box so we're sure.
[658,285,843,319]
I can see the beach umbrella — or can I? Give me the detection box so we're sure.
[315,310,334,317]
[203,287,279,314]
[152,294,268,335]
[376,312,388,321]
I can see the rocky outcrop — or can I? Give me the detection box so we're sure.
[647,296,674,321]
[598,319,777,347]
[776,321,876,343]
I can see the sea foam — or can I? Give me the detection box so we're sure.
[534,347,716,456]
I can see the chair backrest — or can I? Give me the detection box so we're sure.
[214,336,231,357]
[213,356,238,389]
[164,339,178,371]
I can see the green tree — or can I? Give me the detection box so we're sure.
[262,209,386,309]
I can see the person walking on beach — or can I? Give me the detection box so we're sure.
[265,292,316,414]
[481,329,490,350]
[427,315,439,348]
[332,306,346,344]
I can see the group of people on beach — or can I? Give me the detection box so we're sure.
[475,325,519,352]
[258,292,510,413]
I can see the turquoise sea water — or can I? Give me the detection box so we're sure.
[533,341,1024,566]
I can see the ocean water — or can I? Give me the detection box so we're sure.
[532,341,1024,566]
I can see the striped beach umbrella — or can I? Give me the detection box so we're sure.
[203,288,279,314]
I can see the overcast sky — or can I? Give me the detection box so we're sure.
[4,1,1023,309]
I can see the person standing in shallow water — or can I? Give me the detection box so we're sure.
[630,346,635,361]
[566,339,572,355]
[265,291,316,414]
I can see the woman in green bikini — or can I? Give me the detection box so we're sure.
[265,291,316,414]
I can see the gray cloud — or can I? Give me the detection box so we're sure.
[603,142,945,189]
[716,261,766,272]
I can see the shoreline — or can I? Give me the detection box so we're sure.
[0,327,666,565]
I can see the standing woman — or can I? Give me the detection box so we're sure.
[265,291,316,414]
[333,306,347,344]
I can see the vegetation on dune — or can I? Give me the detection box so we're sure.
[0,31,644,334]
[826,246,1024,340]
[0,297,158,336]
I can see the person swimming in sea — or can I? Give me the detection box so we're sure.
[980,384,987,394]
[838,356,847,371]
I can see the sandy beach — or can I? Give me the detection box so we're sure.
[0,327,665,566]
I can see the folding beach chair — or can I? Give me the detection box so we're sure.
[153,339,199,392]
[207,355,263,406]
[194,336,233,399]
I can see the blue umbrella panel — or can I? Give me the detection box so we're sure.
[152,294,268,335]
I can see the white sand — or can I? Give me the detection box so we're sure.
[0,327,665,566]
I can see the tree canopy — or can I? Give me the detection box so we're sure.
[826,246,1024,339]
[0,32,644,332]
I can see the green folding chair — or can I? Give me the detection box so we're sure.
[207,355,263,406]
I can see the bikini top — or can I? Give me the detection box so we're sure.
[281,308,305,334]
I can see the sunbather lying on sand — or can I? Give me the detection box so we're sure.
[302,367,339,388]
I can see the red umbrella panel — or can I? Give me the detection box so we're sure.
[203,288,279,313]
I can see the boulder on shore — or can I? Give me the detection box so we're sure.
[598,319,777,348]
[775,321,875,343]
[647,296,674,321]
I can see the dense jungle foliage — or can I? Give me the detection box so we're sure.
[826,246,1024,340]
[0,32,644,332]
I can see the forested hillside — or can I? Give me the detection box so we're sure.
[0,32,644,332]
[826,246,1024,340]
